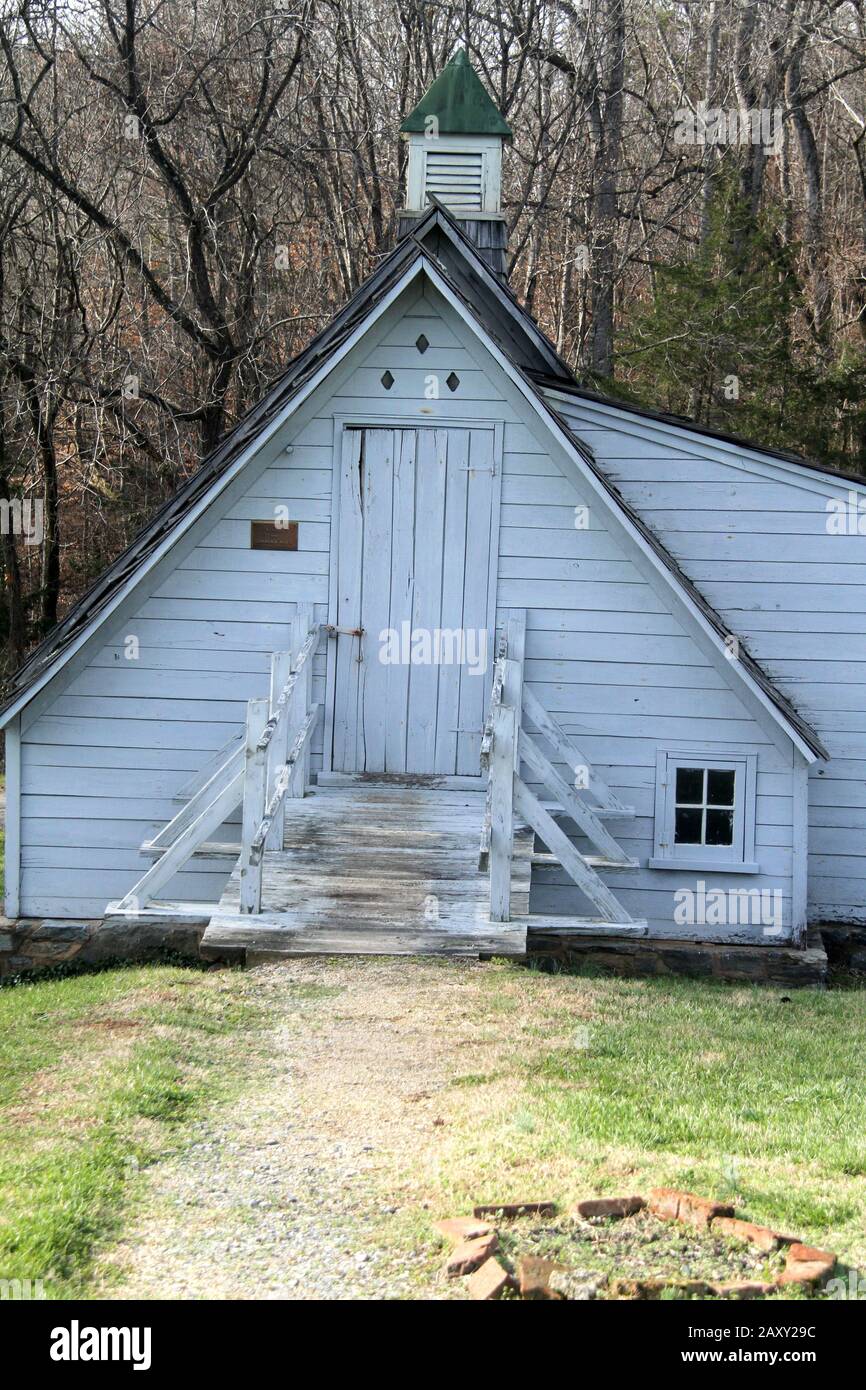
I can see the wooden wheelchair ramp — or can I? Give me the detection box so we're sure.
[200,785,532,959]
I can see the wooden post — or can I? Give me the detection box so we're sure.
[288,605,313,798]
[266,650,292,849]
[4,714,21,918]
[239,698,269,913]
[489,702,516,921]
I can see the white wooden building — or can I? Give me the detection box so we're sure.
[1,52,862,965]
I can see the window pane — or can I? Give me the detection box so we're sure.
[675,766,704,805]
[707,768,735,807]
[706,808,734,846]
[675,807,703,844]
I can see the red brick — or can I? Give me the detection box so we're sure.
[712,1280,777,1300]
[648,1187,734,1228]
[648,1187,682,1220]
[571,1195,646,1220]
[777,1243,836,1287]
[467,1256,511,1301]
[787,1242,836,1271]
[711,1216,780,1252]
[777,1260,834,1288]
[445,1231,498,1277]
[434,1216,493,1245]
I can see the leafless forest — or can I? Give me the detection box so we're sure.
[0,0,864,672]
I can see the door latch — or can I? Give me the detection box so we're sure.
[325,625,365,638]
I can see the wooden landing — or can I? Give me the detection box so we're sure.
[201,785,532,958]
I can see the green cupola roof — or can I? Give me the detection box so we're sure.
[400,49,512,140]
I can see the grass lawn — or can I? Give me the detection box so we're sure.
[0,963,266,1297]
[416,964,866,1259]
[0,956,864,1298]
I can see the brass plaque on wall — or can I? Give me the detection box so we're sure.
[250,520,298,551]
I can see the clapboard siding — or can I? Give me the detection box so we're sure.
[489,378,796,938]
[14,285,507,915]
[550,389,866,924]
[15,281,798,936]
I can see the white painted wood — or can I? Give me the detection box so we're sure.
[405,134,503,213]
[332,425,497,777]
[147,744,244,852]
[526,916,647,936]
[512,777,634,922]
[518,727,633,866]
[251,704,322,863]
[792,761,809,947]
[522,684,627,812]
[111,760,246,912]
[386,430,417,772]
[4,716,21,918]
[174,731,245,803]
[239,698,269,913]
[6,269,813,936]
[287,611,312,799]
[503,618,526,775]
[332,426,365,772]
[489,703,516,921]
[266,651,292,846]
[457,427,499,775]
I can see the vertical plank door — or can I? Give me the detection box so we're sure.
[332,425,497,775]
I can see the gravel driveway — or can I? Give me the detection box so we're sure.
[95,958,491,1300]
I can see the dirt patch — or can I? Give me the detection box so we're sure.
[93,959,484,1300]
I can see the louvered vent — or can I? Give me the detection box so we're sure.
[424,150,483,211]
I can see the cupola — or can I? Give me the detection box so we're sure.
[397,50,512,276]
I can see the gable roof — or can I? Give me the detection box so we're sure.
[400,50,513,139]
[0,208,827,759]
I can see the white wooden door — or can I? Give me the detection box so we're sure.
[331,426,497,776]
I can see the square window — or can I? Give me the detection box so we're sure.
[707,768,735,806]
[675,806,704,844]
[651,749,758,872]
[675,766,704,804]
[705,808,734,847]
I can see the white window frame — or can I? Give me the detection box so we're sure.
[649,748,759,874]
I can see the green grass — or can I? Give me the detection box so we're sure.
[1,955,864,1299]
[404,964,866,1278]
[0,963,265,1297]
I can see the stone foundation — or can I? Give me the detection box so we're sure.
[0,915,211,979]
[819,923,866,973]
[0,916,842,987]
[526,929,829,988]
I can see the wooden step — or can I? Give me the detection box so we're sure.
[140,841,240,859]
[524,915,647,936]
[201,912,527,958]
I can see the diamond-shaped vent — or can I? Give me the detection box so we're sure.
[415,334,429,354]
[381,370,394,390]
[446,372,460,393]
